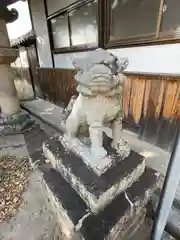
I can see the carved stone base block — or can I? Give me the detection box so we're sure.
[43,135,146,213]
[43,167,160,240]
[0,110,35,135]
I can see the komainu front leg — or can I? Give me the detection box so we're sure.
[65,95,82,138]
[111,114,130,158]
[111,114,123,149]
[89,123,107,159]
[65,113,80,138]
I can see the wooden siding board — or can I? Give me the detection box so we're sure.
[132,78,145,124]
[123,76,131,118]
[163,81,179,119]
[37,68,180,151]
[143,79,151,118]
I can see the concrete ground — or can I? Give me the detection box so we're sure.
[0,134,59,240]
[122,130,171,177]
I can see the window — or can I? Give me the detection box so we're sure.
[70,2,98,46]
[110,0,160,41]
[49,0,98,53]
[104,0,180,48]
[160,0,180,35]
[47,0,180,52]
[51,14,70,48]
[105,0,161,46]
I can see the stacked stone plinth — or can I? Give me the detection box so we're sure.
[43,132,160,239]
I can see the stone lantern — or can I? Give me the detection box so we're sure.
[0,0,33,134]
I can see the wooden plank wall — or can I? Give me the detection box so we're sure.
[37,68,180,151]
[124,74,180,151]
[124,74,180,124]
[37,68,77,107]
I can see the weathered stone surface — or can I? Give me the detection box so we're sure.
[59,133,130,176]
[119,209,147,240]
[0,19,20,116]
[106,208,146,240]
[0,110,34,135]
[41,166,160,240]
[43,135,146,214]
[126,218,152,240]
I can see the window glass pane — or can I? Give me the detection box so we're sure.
[47,0,77,16]
[110,0,160,41]
[51,14,70,48]
[69,0,98,46]
[161,0,180,33]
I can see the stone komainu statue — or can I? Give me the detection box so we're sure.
[66,48,130,159]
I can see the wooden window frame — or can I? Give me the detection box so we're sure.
[46,0,180,54]
[47,0,101,54]
[104,0,180,49]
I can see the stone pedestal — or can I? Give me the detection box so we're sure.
[43,133,160,239]
[43,165,160,240]
[0,19,34,134]
[43,135,146,214]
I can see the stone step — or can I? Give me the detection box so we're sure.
[43,135,146,214]
[123,218,152,240]
[42,166,160,240]
[115,208,147,240]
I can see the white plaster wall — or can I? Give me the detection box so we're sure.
[54,43,180,74]
[29,0,53,67]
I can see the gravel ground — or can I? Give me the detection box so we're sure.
[0,156,31,223]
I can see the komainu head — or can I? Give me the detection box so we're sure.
[72,48,128,96]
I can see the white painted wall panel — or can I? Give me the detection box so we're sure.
[54,44,180,74]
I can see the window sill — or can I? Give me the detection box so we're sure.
[52,44,98,54]
[105,34,180,49]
